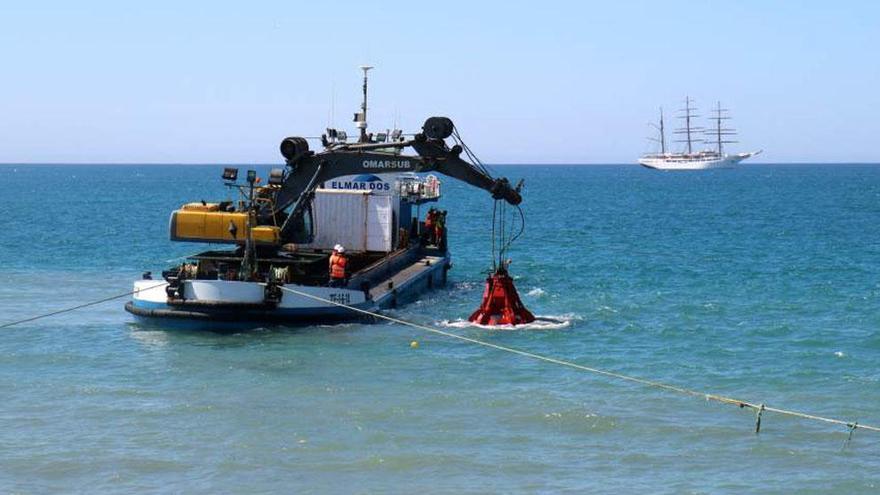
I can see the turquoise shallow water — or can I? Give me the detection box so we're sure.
[1,164,879,493]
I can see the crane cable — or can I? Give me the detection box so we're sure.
[451,126,493,177]
[449,123,525,269]
[274,283,879,439]
[491,199,527,269]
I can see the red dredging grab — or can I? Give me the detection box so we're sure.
[468,268,535,326]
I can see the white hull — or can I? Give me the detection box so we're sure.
[638,151,760,170]
[125,253,451,330]
[131,279,368,310]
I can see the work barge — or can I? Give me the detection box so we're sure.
[126,69,524,329]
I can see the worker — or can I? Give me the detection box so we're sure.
[435,210,447,250]
[329,244,348,287]
[424,208,436,244]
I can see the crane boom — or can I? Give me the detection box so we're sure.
[273,117,522,243]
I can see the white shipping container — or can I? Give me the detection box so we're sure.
[308,189,393,252]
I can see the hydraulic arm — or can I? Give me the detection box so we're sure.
[273,117,522,243]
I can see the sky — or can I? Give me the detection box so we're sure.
[0,1,877,164]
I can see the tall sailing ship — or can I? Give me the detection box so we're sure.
[639,97,760,170]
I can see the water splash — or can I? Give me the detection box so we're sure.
[526,287,547,297]
[439,314,576,331]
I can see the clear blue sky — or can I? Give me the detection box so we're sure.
[1,1,877,164]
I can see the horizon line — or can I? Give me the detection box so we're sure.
[2,161,880,167]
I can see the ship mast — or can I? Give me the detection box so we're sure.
[675,96,703,154]
[659,107,666,154]
[647,107,667,155]
[705,101,737,155]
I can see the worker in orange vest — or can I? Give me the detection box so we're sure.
[434,210,447,250]
[424,208,436,244]
[329,244,348,287]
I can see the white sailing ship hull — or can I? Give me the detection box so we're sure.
[638,152,758,171]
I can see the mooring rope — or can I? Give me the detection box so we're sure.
[1,278,875,440]
[276,284,879,437]
[1,247,201,329]
[1,250,201,329]
[0,282,169,329]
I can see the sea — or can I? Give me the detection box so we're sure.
[1,164,878,493]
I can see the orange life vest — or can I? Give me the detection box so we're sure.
[329,253,347,279]
[425,211,434,228]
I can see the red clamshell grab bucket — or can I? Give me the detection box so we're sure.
[468,268,536,326]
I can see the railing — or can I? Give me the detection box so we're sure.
[397,174,441,201]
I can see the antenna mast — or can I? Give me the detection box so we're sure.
[356,65,374,143]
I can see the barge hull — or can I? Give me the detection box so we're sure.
[125,252,450,331]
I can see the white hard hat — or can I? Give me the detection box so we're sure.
[334,244,345,253]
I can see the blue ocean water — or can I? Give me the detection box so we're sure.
[1,164,879,493]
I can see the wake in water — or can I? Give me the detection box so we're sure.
[525,287,547,298]
[439,314,577,331]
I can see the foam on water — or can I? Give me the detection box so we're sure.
[525,287,547,297]
[440,314,576,331]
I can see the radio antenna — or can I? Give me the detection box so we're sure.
[356,65,374,142]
